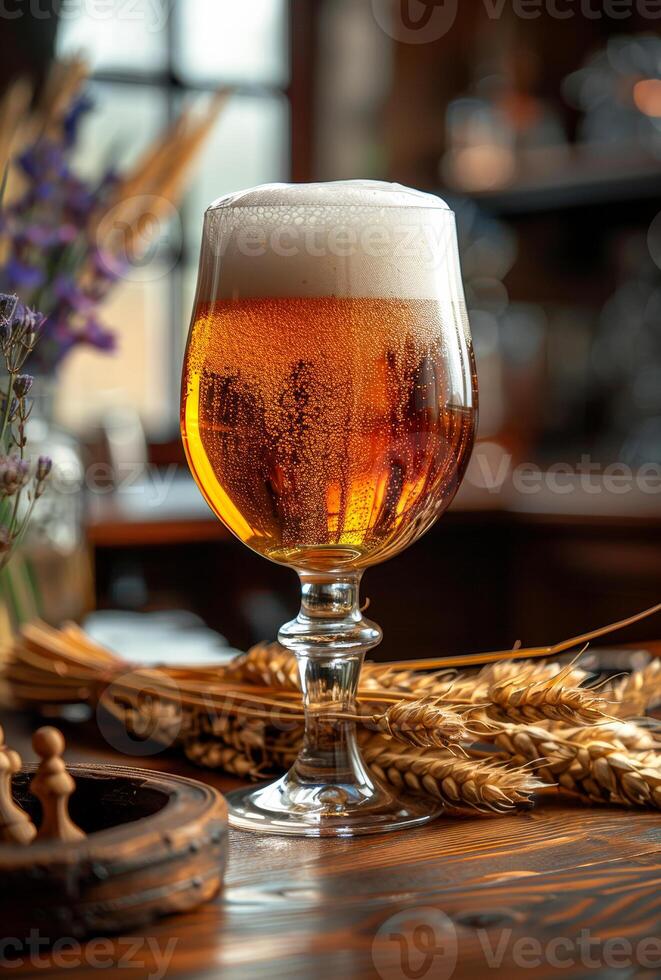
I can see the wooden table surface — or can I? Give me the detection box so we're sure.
[3,709,661,980]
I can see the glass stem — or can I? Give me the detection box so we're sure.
[278,571,382,793]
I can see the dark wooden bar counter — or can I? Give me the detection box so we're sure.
[2,709,660,980]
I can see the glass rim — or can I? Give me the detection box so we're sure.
[206,199,454,215]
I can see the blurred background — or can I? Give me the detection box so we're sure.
[1,0,660,659]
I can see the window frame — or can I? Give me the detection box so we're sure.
[62,0,314,441]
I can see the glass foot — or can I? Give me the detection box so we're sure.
[226,771,441,837]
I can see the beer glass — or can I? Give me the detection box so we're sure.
[181,181,477,835]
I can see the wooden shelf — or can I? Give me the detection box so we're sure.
[85,468,661,550]
[437,144,661,217]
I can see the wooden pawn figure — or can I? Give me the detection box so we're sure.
[30,727,85,843]
[0,726,36,845]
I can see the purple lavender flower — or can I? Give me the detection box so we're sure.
[90,246,127,286]
[0,293,18,325]
[65,178,96,224]
[15,225,62,249]
[35,454,53,498]
[1,87,119,374]
[63,93,94,147]
[53,275,94,314]
[0,456,30,495]
[0,294,16,348]
[3,259,44,292]
[14,302,45,337]
[36,455,53,481]
[19,143,68,182]
[13,375,33,398]
[82,316,117,353]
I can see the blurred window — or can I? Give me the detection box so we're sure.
[174,0,289,86]
[55,0,291,436]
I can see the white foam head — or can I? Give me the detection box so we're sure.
[208,180,450,213]
[197,180,461,303]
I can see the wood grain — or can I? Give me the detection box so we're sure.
[1,762,228,941]
[1,709,660,980]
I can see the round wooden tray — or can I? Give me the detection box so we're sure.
[1,764,228,941]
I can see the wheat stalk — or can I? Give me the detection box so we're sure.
[378,604,661,672]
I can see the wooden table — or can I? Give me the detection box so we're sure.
[3,709,660,980]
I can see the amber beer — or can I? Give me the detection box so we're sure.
[182,294,476,571]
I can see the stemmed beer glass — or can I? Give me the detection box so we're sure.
[181,181,477,835]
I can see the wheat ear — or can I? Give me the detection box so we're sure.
[601,659,661,718]
[486,662,612,724]
[544,720,659,752]
[184,740,263,779]
[491,724,661,809]
[224,642,300,691]
[368,698,473,748]
[359,734,543,812]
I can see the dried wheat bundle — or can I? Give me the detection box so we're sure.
[0,59,90,190]
[95,89,230,264]
[180,729,543,813]
[2,605,661,815]
[489,723,661,809]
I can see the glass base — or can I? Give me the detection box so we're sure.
[226,772,441,837]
